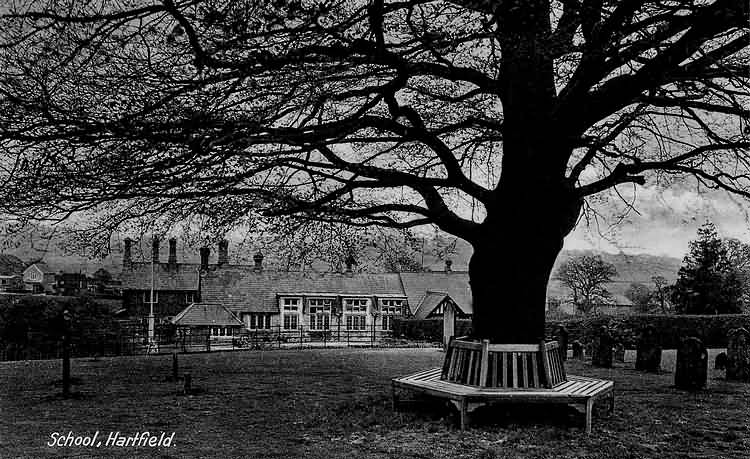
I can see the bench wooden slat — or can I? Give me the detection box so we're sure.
[531,353,539,387]
[488,343,540,352]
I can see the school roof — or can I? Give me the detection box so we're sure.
[171,303,244,327]
[399,272,472,315]
[0,255,24,276]
[200,268,406,314]
[122,262,474,314]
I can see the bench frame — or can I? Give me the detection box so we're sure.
[392,367,614,433]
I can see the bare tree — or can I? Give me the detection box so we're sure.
[0,0,747,342]
[554,255,618,313]
[650,275,671,314]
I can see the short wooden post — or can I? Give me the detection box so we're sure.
[443,303,455,348]
[62,309,72,398]
[172,352,179,381]
[584,399,594,434]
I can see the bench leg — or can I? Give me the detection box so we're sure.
[460,398,468,431]
[584,399,593,434]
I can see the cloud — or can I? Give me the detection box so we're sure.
[566,185,750,257]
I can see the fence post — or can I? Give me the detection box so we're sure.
[206,333,211,352]
[299,327,303,349]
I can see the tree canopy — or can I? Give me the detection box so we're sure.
[0,0,747,342]
[671,221,744,314]
[0,0,747,238]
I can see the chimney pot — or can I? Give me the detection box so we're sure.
[152,236,160,264]
[218,240,229,266]
[168,238,177,266]
[199,247,210,271]
[253,251,264,272]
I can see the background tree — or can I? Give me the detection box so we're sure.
[650,275,672,314]
[722,237,750,310]
[625,282,653,313]
[554,255,618,314]
[671,222,744,314]
[0,1,748,343]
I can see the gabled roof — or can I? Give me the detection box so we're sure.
[0,254,24,276]
[172,303,244,327]
[120,263,200,291]
[399,271,472,315]
[412,291,461,319]
[201,269,405,314]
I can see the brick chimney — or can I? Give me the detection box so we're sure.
[199,247,210,271]
[253,251,264,272]
[445,259,452,273]
[345,255,355,274]
[152,236,160,264]
[217,240,229,266]
[168,238,177,266]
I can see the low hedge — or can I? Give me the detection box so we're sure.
[395,314,750,349]
[392,318,472,343]
[547,314,750,349]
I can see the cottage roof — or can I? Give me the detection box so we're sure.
[120,263,200,291]
[0,254,24,276]
[412,291,466,319]
[200,269,405,314]
[399,272,472,315]
[172,303,244,327]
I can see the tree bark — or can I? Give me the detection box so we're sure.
[468,184,581,344]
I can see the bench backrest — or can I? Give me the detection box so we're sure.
[441,338,567,388]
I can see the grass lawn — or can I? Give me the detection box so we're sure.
[1,348,749,459]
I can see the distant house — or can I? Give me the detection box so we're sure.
[23,262,57,294]
[0,254,26,292]
[120,238,474,337]
[172,303,244,339]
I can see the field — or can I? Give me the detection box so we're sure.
[1,348,749,459]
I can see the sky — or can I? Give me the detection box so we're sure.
[564,185,750,258]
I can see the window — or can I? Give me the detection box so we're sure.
[344,298,368,330]
[380,299,405,331]
[282,298,301,330]
[346,315,367,331]
[308,298,333,331]
[284,314,298,330]
[344,298,368,313]
[142,291,159,304]
[244,313,271,330]
[185,293,195,303]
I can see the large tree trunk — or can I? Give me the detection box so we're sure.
[464,1,580,344]
[468,185,581,344]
